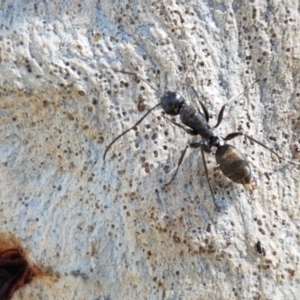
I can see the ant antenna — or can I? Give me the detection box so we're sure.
[103,69,167,160]
[187,78,260,126]
[103,103,161,160]
[212,79,260,128]
[199,145,221,212]
[164,143,221,212]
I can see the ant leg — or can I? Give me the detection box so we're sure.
[190,140,212,153]
[188,83,210,123]
[189,142,220,211]
[223,131,286,162]
[214,104,227,128]
[200,146,221,212]
[103,103,161,160]
[242,133,282,161]
[197,98,210,124]
[164,145,189,186]
[214,80,261,129]
[223,131,243,141]
[223,131,282,160]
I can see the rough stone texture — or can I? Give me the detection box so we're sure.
[0,0,300,299]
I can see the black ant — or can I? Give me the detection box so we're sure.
[103,69,296,211]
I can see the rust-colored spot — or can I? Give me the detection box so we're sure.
[93,33,101,42]
[173,234,180,243]
[90,242,97,257]
[137,95,146,112]
[286,268,295,277]
[0,234,44,300]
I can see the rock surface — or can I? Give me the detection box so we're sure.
[0,1,300,299]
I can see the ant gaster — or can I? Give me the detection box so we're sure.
[103,70,291,211]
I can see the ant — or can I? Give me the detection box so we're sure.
[103,69,295,211]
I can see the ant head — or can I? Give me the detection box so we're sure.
[161,91,185,116]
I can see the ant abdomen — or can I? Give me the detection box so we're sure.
[215,144,252,184]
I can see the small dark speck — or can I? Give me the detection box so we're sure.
[70,270,89,281]
[67,113,75,121]
[163,165,170,173]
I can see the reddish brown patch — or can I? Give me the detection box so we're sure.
[0,235,44,300]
